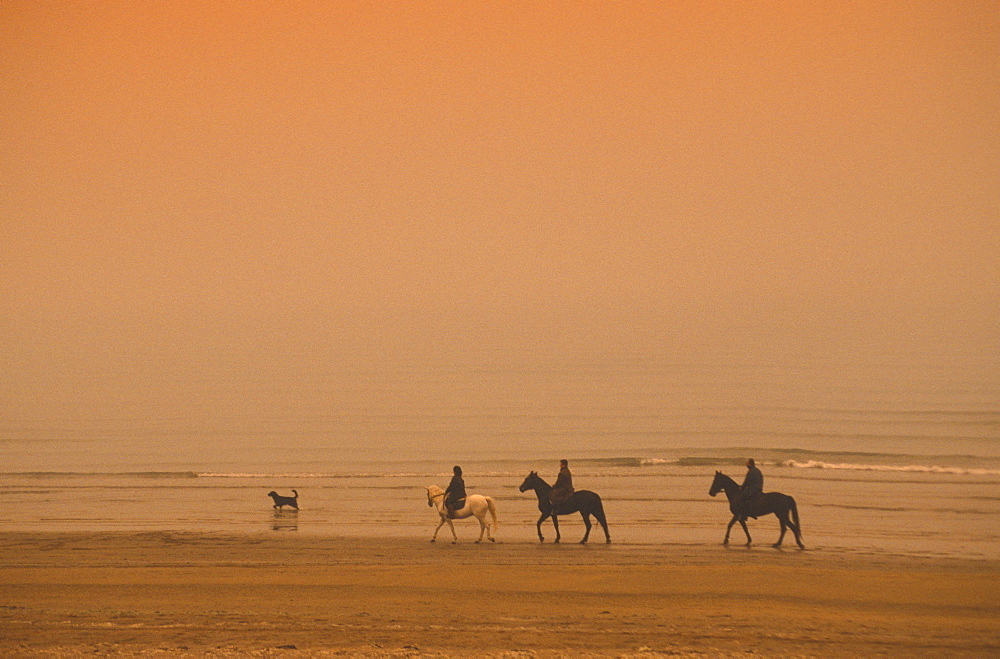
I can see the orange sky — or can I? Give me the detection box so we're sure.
[2,2,998,424]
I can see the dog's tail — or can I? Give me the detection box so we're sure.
[292,489,298,499]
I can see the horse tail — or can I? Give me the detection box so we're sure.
[594,494,606,517]
[790,496,801,537]
[486,496,499,532]
[594,495,609,526]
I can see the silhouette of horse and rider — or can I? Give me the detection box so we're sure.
[519,460,610,544]
[710,458,804,549]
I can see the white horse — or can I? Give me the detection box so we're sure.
[425,485,498,544]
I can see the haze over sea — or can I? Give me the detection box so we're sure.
[3,3,998,570]
[4,348,997,559]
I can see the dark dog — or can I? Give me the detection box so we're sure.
[267,489,299,509]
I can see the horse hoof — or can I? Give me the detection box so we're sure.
[430,539,435,543]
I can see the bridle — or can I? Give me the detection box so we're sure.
[709,473,724,497]
[426,488,445,507]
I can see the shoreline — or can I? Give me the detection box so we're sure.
[3,532,998,656]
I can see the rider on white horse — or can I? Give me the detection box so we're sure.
[426,482,499,543]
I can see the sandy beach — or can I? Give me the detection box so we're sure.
[1,532,997,657]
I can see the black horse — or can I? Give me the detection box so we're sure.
[519,471,610,544]
[709,471,804,549]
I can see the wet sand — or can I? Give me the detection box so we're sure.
[2,532,998,657]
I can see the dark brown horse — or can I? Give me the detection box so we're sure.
[519,471,610,544]
[709,471,804,549]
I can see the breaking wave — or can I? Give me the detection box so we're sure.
[2,471,200,479]
[782,460,1000,476]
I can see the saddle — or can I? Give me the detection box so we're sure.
[446,498,465,518]
[741,492,765,519]
[550,495,573,516]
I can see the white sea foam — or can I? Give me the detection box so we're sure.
[782,459,1000,476]
[639,458,673,466]
[197,472,429,479]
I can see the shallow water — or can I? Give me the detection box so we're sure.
[2,458,998,559]
[3,356,997,559]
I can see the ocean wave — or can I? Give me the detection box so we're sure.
[2,471,200,479]
[577,456,748,468]
[782,460,1000,476]
[814,503,1000,515]
[672,457,749,467]
[197,472,431,479]
[575,457,647,467]
[765,447,997,462]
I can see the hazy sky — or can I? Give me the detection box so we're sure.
[3,2,998,431]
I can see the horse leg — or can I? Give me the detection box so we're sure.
[791,522,804,549]
[791,522,805,549]
[724,515,737,545]
[789,498,805,549]
[775,514,787,548]
[783,517,803,549]
[482,511,496,543]
[552,514,561,543]
[739,518,752,546]
[580,512,592,544]
[475,512,486,543]
[593,504,611,544]
[485,498,498,542]
[431,516,447,543]
[447,518,458,544]
[536,513,548,542]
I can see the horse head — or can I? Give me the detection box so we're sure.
[519,471,539,492]
[709,471,724,497]
[709,471,739,499]
[426,485,444,507]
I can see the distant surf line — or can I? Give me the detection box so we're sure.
[781,460,1000,476]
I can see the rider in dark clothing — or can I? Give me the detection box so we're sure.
[549,459,574,513]
[739,458,764,519]
[444,465,466,518]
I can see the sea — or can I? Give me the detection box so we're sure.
[3,354,998,559]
